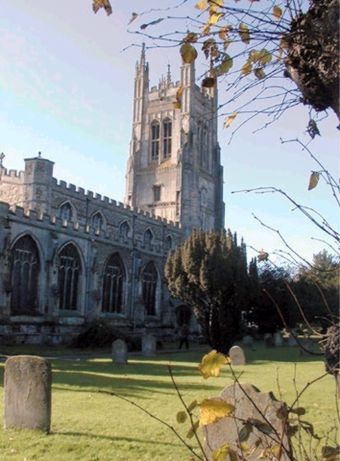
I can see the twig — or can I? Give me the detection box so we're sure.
[96,389,204,460]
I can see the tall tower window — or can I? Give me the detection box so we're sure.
[142,261,158,315]
[163,119,172,159]
[58,243,81,311]
[10,235,40,315]
[151,121,160,160]
[102,254,125,314]
[153,185,161,202]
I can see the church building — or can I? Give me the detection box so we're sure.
[0,49,224,344]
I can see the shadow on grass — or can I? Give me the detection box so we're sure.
[52,431,181,447]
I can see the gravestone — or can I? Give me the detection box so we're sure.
[264,333,274,347]
[229,345,246,365]
[242,335,254,348]
[142,334,156,357]
[4,355,51,432]
[202,383,291,461]
[287,334,297,346]
[273,331,283,347]
[112,339,128,365]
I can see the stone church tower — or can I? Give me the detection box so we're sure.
[125,46,225,235]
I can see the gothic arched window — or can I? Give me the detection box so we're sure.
[57,243,81,311]
[92,212,104,233]
[10,235,40,315]
[163,118,172,159]
[119,221,130,240]
[59,202,73,222]
[165,235,173,252]
[151,121,160,161]
[102,254,125,313]
[144,229,153,247]
[142,262,158,315]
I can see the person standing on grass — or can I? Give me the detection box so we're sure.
[179,323,190,350]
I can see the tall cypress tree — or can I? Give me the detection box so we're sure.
[165,229,252,353]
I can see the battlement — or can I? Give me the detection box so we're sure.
[3,201,179,255]
[0,167,24,180]
[51,177,180,228]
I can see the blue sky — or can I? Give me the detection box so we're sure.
[1,0,338,264]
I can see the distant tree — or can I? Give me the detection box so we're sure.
[246,263,295,334]
[165,229,250,353]
[293,250,339,329]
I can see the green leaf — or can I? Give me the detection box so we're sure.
[176,411,187,423]
[239,23,250,44]
[239,423,253,442]
[248,418,273,435]
[186,420,199,439]
[187,400,198,412]
[290,407,306,416]
[213,55,233,76]
[180,43,198,64]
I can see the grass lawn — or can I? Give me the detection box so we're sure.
[0,344,337,461]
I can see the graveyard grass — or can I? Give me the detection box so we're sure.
[0,345,337,461]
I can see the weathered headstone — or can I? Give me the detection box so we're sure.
[264,333,274,347]
[273,331,283,347]
[112,339,128,365]
[142,334,156,357]
[229,345,246,365]
[202,383,291,461]
[287,334,297,346]
[4,355,51,432]
[242,335,254,348]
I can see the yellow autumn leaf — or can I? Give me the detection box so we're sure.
[273,5,283,20]
[199,398,235,426]
[198,350,229,378]
[258,49,272,65]
[212,0,224,7]
[239,23,250,44]
[196,0,208,10]
[180,43,198,64]
[212,443,230,461]
[202,23,211,36]
[209,12,225,26]
[308,171,320,190]
[219,26,230,41]
[241,61,252,76]
[176,411,187,423]
[224,112,237,128]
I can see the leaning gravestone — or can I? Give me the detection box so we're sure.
[202,383,291,461]
[4,355,51,433]
[274,331,283,347]
[142,334,156,357]
[229,345,246,365]
[112,339,128,365]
